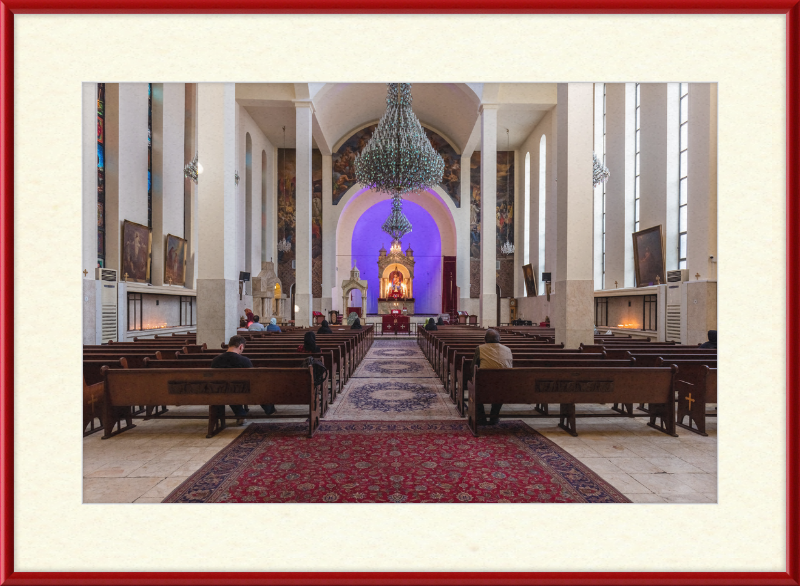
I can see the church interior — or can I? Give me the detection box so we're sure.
[82,82,717,504]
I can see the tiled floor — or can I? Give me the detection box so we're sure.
[83,339,716,503]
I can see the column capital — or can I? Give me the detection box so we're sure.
[479,103,499,114]
[293,100,315,114]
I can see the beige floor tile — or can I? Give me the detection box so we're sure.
[580,442,639,459]
[577,458,623,475]
[625,492,667,503]
[608,458,665,474]
[644,457,705,474]
[701,492,717,502]
[602,473,653,494]
[622,443,675,459]
[661,492,714,503]
[86,460,148,478]
[670,473,717,494]
[84,477,162,503]
[169,460,207,476]
[82,458,112,475]
[691,458,718,474]
[560,444,603,459]
[133,497,166,503]
[629,473,696,494]
[126,460,186,478]
[141,476,190,499]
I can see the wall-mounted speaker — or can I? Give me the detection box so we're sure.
[542,272,551,282]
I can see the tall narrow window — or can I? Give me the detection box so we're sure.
[147,83,152,230]
[678,83,689,270]
[634,83,641,232]
[601,84,607,289]
[538,135,546,293]
[524,152,531,265]
[97,83,106,268]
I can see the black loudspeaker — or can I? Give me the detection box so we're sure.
[542,272,551,282]
[239,271,251,282]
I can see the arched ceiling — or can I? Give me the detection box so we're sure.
[236,82,556,155]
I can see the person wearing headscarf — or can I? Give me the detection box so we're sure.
[266,317,281,332]
[351,317,362,330]
[244,308,255,328]
[425,318,438,331]
[318,319,333,334]
[297,331,321,353]
[437,317,445,326]
[700,330,717,349]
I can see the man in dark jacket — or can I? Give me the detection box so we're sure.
[700,330,717,349]
[211,335,276,424]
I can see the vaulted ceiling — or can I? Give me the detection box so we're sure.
[236,83,557,155]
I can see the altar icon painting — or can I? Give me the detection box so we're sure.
[387,267,405,298]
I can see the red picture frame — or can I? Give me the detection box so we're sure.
[1,3,798,585]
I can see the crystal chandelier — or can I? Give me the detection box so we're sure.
[277,238,292,253]
[501,240,515,256]
[184,152,200,184]
[593,152,610,187]
[354,83,445,195]
[381,193,413,242]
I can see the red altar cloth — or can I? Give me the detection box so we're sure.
[381,314,410,334]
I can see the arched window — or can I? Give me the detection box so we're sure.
[245,133,252,270]
[678,83,689,269]
[524,152,531,265]
[538,135,546,294]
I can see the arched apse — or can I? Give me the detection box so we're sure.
[351,200,442,314]
[334,184,459,315]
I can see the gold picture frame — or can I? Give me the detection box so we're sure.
[121,220,152,283]
[632,224,666,287]
[164,233,187,286]
[522,263,537,297]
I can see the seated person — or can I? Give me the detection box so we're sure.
[266,317,281,332]
[425,318,438,331]
[297,331,321,353]
[248,315,266,331]
[351,317,362,330]
[700,329,717,349]
[473,329,512,425]
[211,335,276,424]
[318,320,333,334]
[437,317,445,326]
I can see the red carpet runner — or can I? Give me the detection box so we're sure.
[164,421,629,503]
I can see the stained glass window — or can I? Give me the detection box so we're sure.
[97,83,105,268]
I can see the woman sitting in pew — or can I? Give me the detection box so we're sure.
[351,317,362,330]
[266,317,281,333]
[211,335,276,425]
[297,331,321,353]
[318,320,333,334]
[425,318,438,331]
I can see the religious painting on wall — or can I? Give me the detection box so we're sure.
[164,234,187,286]
[97,82,105,268]
[277,148,296,290]
[121,220,152,283]
[423,128,460,207]
[469,151,481,261]
[522,263,537,297]
[632,225,666,287]
[312,149,323,297]
[496,151,515,257]
[332,124,375,205]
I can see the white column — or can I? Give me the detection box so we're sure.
[184,83,198,291]
[604,83,636,289]
[321,154,335,315]
[294,103,314,326]
[592,83,605,290]
[151,83,165,286]
[196,83,238,348]
[687,83,718,281]
[82,83,97,276]
[639,83,680,273]
[554,83,595,348]
[513,150,524,298]
[479,105,498,327]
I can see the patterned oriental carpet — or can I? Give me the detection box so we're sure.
[164,421,630,503]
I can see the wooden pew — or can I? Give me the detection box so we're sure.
[468,366,677,437]
[101,366,321,439]
[665,361,717,436]
[143,356,332,417]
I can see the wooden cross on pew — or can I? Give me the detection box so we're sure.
[686,393,695,410]
[83,269,88,277]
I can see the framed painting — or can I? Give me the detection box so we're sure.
[632,225,666,287]
[164,233,187,286]
[121,220,151,283]
[522,263,537,297]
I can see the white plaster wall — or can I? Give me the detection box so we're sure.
[515,295,552,324]
[117,84,150,239]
